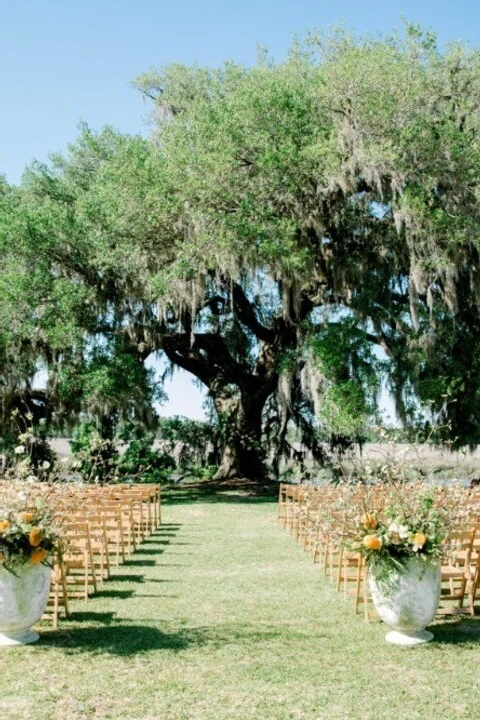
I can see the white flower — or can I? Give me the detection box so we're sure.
[41,461,51,470]
[388,522,410,539]
[14,445,25,455]
[61,456,70,464]
[26,475,37,484]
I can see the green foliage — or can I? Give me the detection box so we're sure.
[4,24,480,480]
[70,420,175,484]
[57,339,163,419]
[117,422,175,483]
[117,439,175,484]
[309,318,382,440]
[157,416,220,472]
[69,421,119,482]
[0,409,57,475]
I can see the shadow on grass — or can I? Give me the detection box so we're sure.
[68,611,117,624]
[106,574,145,583]
[162,482,279,506]
[94,589,136,599]
[145,540,193,546]
[39,625,191,655]
[129,547,167,555]
[123,527,182,555]
[430,618,480,645]
[148,578,177,583]
[39,622,326,656]
[131,593,179,599]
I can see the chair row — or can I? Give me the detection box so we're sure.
[278,482,480,621]
[42,484,162,628]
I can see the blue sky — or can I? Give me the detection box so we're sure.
[3,1,480,185]
[3,0,480,418]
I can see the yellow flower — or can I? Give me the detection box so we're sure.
[412,532,427,548]
[0,551,5,563]
[31,548,48,565]
[0,519,9,535]
[360,513,377,530]
[28,527,44,547]
[20,511,35,524]
[363,534,382,550]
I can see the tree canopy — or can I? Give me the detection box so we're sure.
[3,25,480,479]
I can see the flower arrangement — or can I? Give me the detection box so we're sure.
[338,480,463,574]
[0,482,65,573]
[356,490,448,567]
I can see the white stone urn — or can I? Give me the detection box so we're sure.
[368,556,441,645]
[0,561,52,646]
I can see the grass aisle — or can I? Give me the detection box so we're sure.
[1,492,479,720]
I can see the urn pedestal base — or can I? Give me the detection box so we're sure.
[0,628,40,646]
[385,629,434,645]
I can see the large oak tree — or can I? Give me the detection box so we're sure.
[3,26,480,478]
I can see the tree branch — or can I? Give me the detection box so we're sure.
[228,280,275,342]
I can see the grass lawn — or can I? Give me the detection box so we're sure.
[1,487,479,720]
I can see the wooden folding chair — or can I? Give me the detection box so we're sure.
[129,489,152,539]
[277,483,289,524]
[93,501,127,568]
[108,493,140,550]
[62,521,98,601]
[437,529,476,617]
[153,484,162,528]
[84,512,111,582]
[284,485,303,533]
[42,554,70,628]
[336,545,364,602]
[466,522,480,613]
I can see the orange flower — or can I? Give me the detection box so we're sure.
[0,551,5,563]
[31,548,48,565]
[360,513,377,530]
[20,511,35,524]
[363,534,382,551]
[412,532,427,548]
[0,519,9,535]
[28,527,44,547]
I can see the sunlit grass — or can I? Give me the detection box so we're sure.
[1,489,479,719]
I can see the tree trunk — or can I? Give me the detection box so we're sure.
[160,289,305,482]
[97,413,118,483]
[213,390,268,481]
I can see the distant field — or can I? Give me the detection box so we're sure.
[48,439,480,483]
[354,443,480,481]
[49,438,71,457]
